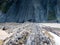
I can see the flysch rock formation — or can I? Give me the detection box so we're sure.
[0,23,60,45]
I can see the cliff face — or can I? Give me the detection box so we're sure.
[0,0,58,23]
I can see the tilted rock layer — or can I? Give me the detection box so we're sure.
[0,23,59,45]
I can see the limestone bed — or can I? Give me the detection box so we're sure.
[0,23,60,45]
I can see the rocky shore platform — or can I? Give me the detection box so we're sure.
[0,22,60,45]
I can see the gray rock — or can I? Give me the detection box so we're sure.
[4,23,53,45]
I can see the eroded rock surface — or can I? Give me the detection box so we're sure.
[0,23,59,45]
